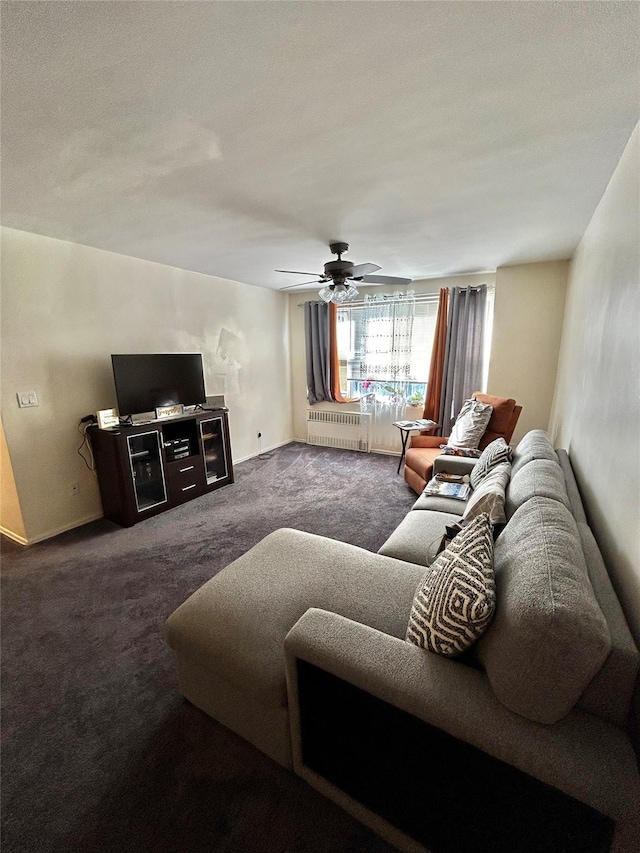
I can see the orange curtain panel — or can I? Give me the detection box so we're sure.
[422,287,449,423]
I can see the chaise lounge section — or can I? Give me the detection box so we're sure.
[165,430,640,853]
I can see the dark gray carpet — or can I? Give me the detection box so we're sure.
[1,442,417,853]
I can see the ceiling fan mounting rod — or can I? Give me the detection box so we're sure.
[329,241,349,260]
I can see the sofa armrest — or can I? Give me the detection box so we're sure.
[433,455,478,476]
[284,608,640,826]
[409,435,445,449]
[285,608,505,751]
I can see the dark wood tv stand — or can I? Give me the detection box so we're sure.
[90,409,233,527]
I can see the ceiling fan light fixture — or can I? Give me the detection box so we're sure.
[318,286,333,303]
[345,284,359,301]
[331,284,349,304]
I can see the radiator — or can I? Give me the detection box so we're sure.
[306,410,371,452]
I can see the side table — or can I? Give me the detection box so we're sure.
[393,419,439,474]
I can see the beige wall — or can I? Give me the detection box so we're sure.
[550,126,640,645]
[0,417,27,543]
[488,261,569,444]
[1,228,292,544]
[288,273,495,444]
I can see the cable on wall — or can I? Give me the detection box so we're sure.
[77,416,97,473]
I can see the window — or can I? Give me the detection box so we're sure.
[336,294,440,404]
[336,288,494,404]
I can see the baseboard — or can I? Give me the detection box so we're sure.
[233,438,295,465]
[300,438,401,458]
[0,525,29,546]
[2,512,104,547]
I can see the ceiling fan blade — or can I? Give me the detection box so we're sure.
[278,280,324,290]
[361,274,413,286]
[349,263,382,277]
[275,269,321,276]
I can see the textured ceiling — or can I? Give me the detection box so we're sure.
[2,1,638,291]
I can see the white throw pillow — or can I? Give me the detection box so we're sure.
[448,398,493,449]
[463,461,512,525]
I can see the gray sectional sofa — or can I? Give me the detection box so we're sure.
[166,430,640,853]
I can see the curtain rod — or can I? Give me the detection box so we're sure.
[296,283,491,307]
[296,293,439,308]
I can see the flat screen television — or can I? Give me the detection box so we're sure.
[111,353,206,415]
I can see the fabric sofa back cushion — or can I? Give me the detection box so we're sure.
[511,429,559,476]
[476,496,611,724]
[505,459,571,519]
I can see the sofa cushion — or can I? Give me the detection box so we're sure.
[505,459,571,519]
[511,429,559,476]
[476,497,611,724]
[406,513,495,656]
[378,509,463,566]
[470,438,513,489]
[166,529,425,708]
[412,491,469,515]
[448,398,493,448]
[463,461,511,525]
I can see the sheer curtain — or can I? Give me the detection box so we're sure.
[439,285,487,434]
[355,293,416,451]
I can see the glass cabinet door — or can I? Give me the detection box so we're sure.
[127,431,168,512]
[199,417,228,485]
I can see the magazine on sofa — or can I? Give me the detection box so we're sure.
[423,477,470,500]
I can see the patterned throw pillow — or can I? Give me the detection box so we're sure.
[470,438,513,489]
[440,445,482,458]
[406,513,495,656]
[448,398,494,449]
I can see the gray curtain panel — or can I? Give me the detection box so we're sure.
[439,285,487,434]
[304,301,332,404]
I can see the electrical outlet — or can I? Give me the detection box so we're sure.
[70,482,79,496]
[17,390,38,408]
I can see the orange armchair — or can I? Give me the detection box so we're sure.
[403,392,522,495]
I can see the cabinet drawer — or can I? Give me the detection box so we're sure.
[166,459,206,502]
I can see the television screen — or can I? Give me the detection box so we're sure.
[111,354,206,415]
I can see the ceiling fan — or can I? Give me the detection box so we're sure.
[276,242,412,303]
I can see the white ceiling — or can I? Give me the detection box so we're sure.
[2,1,638,291]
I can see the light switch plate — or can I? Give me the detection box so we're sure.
[17,390,38,408]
